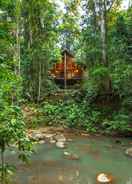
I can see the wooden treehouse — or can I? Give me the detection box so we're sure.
[50,50,83,88]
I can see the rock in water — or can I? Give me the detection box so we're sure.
[64,151,71,156]
[96,173,112,183]
[55,134,66,142]
[31,132,44,141]
[58,175,64,182]
[125,148,132,157]
[43,133,54,139]
[39,140,45,144]
[64,152,80,160]
[56,141,65,148]
[49,137,56,144]
[67,138,72,142]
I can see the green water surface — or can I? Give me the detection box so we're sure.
[7,135,132,184]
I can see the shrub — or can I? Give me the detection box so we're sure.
[102,113,131,133]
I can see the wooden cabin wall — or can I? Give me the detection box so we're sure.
[50,52,83,80]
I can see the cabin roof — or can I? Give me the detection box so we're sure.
[62,49,74,58]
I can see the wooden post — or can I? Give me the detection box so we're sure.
[64,52,67,89]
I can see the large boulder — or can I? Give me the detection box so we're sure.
[125,148,132,157]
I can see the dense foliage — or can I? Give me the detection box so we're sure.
[0,1,32,183]
[0,2,132,181]
[34,91,131,134]
[0,1,132,181]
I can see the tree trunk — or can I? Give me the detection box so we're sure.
[93,0,97,32]
[15,0,21,76]
[16,20,21,75]
[129,0,132,8]
[1,142,5,184]
[1,150,4,184]
[93,0,97,63]
[37,62,42,102]
[100,0,108,66]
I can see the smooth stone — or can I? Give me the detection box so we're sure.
[76,170,80,177]
[43,134,54,139]
[39,140,45,144]
[68,154,79,160]
[125,148,132,157]
[31,132,44,141]
[58,175,64,182]
[64,152,80,160]
[49,138,56,144]
[67,138,73,142]
[64,151,71,156]
[96,173,112,183]
[55,134,66,142]
[56,141,65,148]
[81,133,90,137]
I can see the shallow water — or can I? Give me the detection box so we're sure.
[7,135,132,184]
